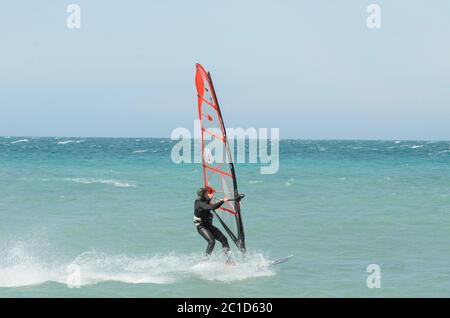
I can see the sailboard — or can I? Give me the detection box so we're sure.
[268,255,294,266]
[194,63,246,253]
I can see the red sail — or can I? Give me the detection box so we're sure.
[195,63,245,252]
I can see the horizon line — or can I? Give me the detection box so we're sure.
[1,135,450,142]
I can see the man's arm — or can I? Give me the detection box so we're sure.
[197,200,225,211]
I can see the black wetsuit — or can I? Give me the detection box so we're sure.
[194,198,230,255]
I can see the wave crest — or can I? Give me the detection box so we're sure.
[66,178,136,188]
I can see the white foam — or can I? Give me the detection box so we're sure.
[0,243,62,287]
[249,180,262,184]
[57,140,83,145]
[10,139,29,144]
[133,149,149,153]
[66,178,136,188]
[0,263,57,287]
[410,145,423,149]
[0,248,275,288]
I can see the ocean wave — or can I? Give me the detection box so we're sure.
[10,139,29,144]
[66,178,136,188]
[57,140,83,145]
[410,145,424,149]
[249,180,263,184]
[0,247,274,288]
[133,149,149,154]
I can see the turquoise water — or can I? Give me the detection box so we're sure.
[1,137,450,297]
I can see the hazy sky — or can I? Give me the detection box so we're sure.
[1,1,449,139]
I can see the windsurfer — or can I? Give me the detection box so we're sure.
[194,187,232,259]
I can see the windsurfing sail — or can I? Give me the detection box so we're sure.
[194,63,246,252]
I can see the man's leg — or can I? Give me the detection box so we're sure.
[210,225,230,253]
[197,226,216,255]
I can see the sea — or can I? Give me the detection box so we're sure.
[1,137,449,297]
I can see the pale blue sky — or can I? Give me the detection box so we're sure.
[1,1,449,139]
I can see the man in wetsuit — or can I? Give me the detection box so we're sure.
[194,187,231,258]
